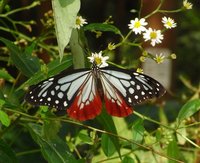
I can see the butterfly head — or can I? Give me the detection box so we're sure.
[87,51,109,68]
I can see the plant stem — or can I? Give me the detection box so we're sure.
[3,1,40,17]
[158,9,183,13]
[16,149,41,156]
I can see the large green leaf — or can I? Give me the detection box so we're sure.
[131,119,145,149]
[0,37,40,77]
[0,139,18,163]
[84,23,121,35]
[0,110,11,127]
[27,123,78,163]
[52,0,80,60]
[101,133,116,157]
[177,99,200,122]
[167,138,182,163]
[96,109,121,158]
[19,55,72,89]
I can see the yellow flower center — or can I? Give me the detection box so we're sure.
[134,21,141,28]
[76,18,81,25]
[166,21,172,27]
[94,57,102,65]
[150,31,157,39]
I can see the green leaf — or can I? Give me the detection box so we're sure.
[177,99,200,122]
[0,37,40,77]
[23,42,41,73]
[167,139,181,163]
[96,109,121,158]
[122,156,135,163]
[0,69,15,82]
[27,123,78,163]
[84,23,121,35]
[43,120,62,140]
[18,55,72,89]
[101,133,116,157]
[131,119,145,149]
[69,29,85,69]
[78,130,92,144]
[0,140,18,163]
[52,0,80,60]
[0,110,11,127]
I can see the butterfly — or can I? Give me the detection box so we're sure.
[25,53,166,121]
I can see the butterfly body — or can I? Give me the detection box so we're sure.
[25,63,166,121]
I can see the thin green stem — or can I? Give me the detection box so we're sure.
[176,132,200,149]
[16,149,41,156]
[0,26,56,55]
[3,1,40,17]
[134,111,173,130]
[144,0,164,19]
[138,0,144,18]
[5,108,38,120]
[158,8,183,13]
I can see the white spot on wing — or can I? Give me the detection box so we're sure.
[64,101,68,107]
[136,85,141,90]
[60,83,70,92]
[129,87,134,94]
[55,86,60,90]
[51,90,55,96]
[48,78,54,81]
[141,91,145,95]
[58,92,64,99]
[131,81,135,85]
[134,95,138,99]
[128,97,132,103]
[120,79,131,87]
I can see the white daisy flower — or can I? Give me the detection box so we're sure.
[154,53,165,64]
[136,68,143,73]
[88,51,109,68]
[162,17,177,29]
[143,28,164,46]
[75,16,88,29]
[183,0,193,10]
[128,18,148,34]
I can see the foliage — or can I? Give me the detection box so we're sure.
[0,0,199,163]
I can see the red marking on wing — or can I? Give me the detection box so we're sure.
[67,92,102,121]
[104,94,133,117]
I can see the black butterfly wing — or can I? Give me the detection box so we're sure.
[99,67,166,117]
[25,68,92,110]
